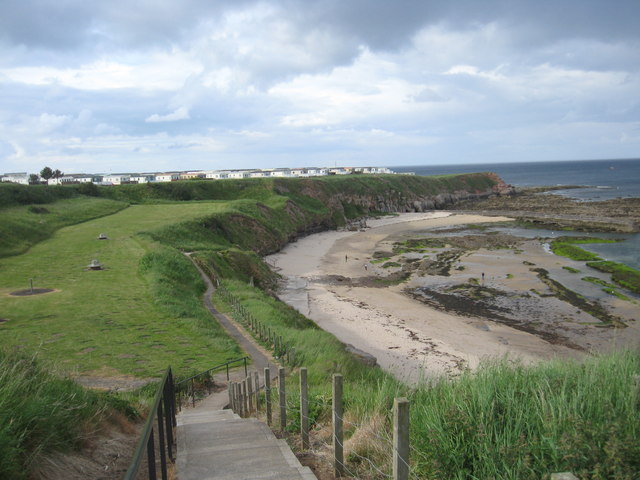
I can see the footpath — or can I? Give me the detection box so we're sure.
[176,255,316,479]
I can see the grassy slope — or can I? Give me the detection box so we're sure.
[2,174,492,378]
[0,202,242,377]
[0,198,128,257]
[0,348,136,480]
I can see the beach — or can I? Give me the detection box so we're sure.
[267,212,638,383]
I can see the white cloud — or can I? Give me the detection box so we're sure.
[1,52,202,91]
[145,106,190,123]
[1,1,639,173]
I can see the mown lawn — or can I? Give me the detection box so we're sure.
[0,202,242,378]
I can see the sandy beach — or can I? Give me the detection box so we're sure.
[266,212,638,384]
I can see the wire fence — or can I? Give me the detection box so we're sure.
[217,284,297,365]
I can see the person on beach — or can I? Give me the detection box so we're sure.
[345,254,348,262]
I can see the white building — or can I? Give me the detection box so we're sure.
[306,168,328,177]
[266,169,291,177]
[102,174,131,185]
[228,171,250,179]
[131,175,155,184]
[1,172,30,184]
[249,170,267,178]
[205,171,229,180]
[155,173,180,182]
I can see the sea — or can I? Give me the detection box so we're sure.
[392,158,640,270]
[393,158,640,202]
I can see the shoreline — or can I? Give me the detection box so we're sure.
[267,212,638,384]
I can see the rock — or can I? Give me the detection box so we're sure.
[344,343,377,367]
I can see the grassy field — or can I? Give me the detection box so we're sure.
[0,202,242,378]
[0,197,127,257]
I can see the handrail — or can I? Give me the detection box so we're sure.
[124,367,176,480]
[174,356,249,409]
[174,356,248,387]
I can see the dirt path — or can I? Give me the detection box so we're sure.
[185,253,279,382]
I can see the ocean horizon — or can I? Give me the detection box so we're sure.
[392,158,640,201]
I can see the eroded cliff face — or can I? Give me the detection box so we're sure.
[199,173,512,256]
[275,172,514,218]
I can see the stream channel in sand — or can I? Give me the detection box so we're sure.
[266,212,637,384]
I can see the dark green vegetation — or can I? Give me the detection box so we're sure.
[550,236,640,295]
[550,236,619,262]
[582,277,631,301]
[586,261,640,295]
[563,266,581,273]
[0,348,137,479]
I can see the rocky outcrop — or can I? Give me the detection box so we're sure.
[344,343,378,367]
[452,188,640,233]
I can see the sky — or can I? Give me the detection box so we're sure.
[1,0,639,175]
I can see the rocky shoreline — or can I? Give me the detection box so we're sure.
[451,187,640,232]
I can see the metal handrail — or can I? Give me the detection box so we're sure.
[174,356,249,409]
[124,367,176,480]
[174,356,248,388]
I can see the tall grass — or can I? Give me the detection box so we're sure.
[409,352,640,479]
[0,348,134,479]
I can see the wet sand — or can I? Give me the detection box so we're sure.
[267,212,637,383]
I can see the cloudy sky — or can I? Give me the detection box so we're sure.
[1,0,639,174]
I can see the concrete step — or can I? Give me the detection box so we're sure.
[176,407,316,480]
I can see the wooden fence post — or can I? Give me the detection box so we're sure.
[333,374,344,478]
[264,367,272,426]
[393,397,410,480]
[228,382,235,412]
[254,371,260,415]
[231,382,238,413]
[240,380,246,417]
[279,367,286,431]
[247,375,254,414]
[300,367,309,450]
[243,378,249,416]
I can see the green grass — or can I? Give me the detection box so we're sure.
[411,351,640,479]
[586,261,640,295]
[0,197,127,258]
[563,266,581,273]
[0,347,135,479]
[0,203,243,378]
[550,237,620,262]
